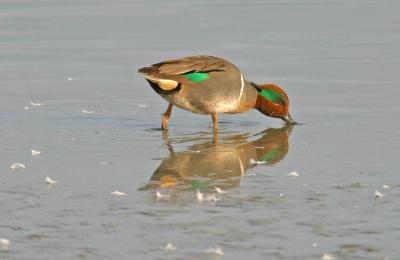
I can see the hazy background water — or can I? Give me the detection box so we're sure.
[1,0,400,259]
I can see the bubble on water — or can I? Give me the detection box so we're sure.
[287,171,300,177]
[111,190,126,196]
[10,162,26,171]
[0,238,10,250]
[30,101,45,107]
[321,253,334,260]
[82,110,94,114]
[374,190,385,198]
[100,162,110,165]
[45,176,58,185]
[156,191,170,200]
[163,243,176,251]
[204,247,224,255]
[31,149,41,156]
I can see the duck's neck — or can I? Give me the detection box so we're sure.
[249,82,264,110]
[234,80,259,111]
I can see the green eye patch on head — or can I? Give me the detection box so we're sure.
[183,72,209,83]
[258,89,285,105]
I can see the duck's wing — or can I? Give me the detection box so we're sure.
[139,55,226,75]
[138,56,227,90]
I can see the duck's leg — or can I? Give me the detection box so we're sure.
[161,103,173,130]
[211,113,218,130]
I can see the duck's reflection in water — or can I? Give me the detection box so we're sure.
[140,124,293,191]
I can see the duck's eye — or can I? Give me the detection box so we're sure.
[183,72,209,83]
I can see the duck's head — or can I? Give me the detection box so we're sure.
[253,83,296,124]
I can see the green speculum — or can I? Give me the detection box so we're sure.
[183,72,209,82]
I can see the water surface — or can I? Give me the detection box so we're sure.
[1,0,400,259]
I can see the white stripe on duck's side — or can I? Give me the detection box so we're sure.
[238,73,244,101]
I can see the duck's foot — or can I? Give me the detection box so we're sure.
[161,103,173,130]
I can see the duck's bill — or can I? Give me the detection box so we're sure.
[282,114,302,125]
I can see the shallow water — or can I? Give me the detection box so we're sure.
[1,0,400,259]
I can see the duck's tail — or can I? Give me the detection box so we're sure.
[138,67,181,93]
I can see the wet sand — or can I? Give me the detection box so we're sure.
[1,0,400,259]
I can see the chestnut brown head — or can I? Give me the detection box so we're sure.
[253,83,296,124]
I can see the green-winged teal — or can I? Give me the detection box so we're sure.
[138,55,295,129]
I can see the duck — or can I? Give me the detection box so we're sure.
[138,55,295,129]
